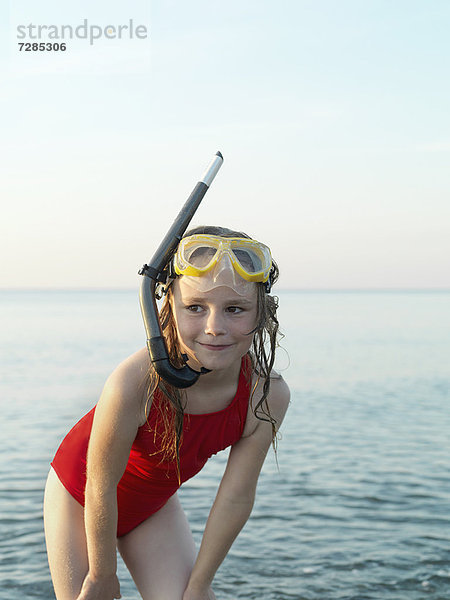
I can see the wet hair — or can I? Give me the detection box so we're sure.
[144,225,281,473]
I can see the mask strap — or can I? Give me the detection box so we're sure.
[264,266,275,293]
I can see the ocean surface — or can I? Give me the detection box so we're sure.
[0,289,449,600]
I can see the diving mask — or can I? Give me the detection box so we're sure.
[173,234,273,295]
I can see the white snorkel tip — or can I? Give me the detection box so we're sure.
[200,153,224,187]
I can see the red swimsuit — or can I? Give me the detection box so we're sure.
[51,356,251,537]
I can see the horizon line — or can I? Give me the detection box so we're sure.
[1,287,449,293]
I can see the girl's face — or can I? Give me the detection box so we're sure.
[170,277,258,373]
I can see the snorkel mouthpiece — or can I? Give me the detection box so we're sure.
[139,151,224,388]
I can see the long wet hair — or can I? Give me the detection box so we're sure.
[143,226,281,472]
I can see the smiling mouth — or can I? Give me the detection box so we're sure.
[198,343,232,351]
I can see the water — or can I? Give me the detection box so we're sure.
[0,289,449,599]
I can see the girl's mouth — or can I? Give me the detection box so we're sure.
[198,342,232,351]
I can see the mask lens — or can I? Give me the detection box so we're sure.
[232,248,262,274]
[230,241,271,279]
[185,244,217,269]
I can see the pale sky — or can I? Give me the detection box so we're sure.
[1,0,449,289]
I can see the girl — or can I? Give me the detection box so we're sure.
[44,225,290,600]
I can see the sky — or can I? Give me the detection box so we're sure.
[1,0,449,290]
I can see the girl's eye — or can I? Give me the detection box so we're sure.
[227,306,244,314]
[186,305,203,313]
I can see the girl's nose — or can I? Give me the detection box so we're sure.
[204,310,227,336]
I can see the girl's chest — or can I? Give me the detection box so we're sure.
[183,382,238,415]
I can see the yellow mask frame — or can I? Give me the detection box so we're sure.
[173,234,272,283]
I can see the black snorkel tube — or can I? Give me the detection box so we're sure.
[139,151,224,388]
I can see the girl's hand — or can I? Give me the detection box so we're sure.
[183,582,217,600]
[76,572,121,600]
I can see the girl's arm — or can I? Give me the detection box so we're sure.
[77,350,149,600]
[183,376,290,599]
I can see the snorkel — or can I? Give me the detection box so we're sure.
[139,151,224,388]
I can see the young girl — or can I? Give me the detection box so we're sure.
[44,225,290,600]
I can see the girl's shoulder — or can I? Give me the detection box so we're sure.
[100,348,152,424]
[270,373,290,423]
[251,369,290,410]
[242,370,290,438]
[105,347,151,390]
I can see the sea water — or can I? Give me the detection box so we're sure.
[0,289,449,600]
